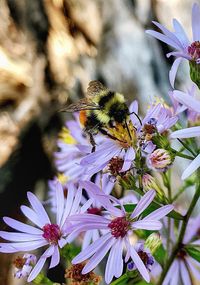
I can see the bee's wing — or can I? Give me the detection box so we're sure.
[87,80,108,98]
[60,98,100,112]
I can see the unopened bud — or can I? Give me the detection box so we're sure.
[145,233,162,254]
[142,173,168,204]
[188,41,200,89]
[147,149,173,171]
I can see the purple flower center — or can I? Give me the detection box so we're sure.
[42,224,61,244]
[188,41,200,61]
[108,157,124,177]
[87,207,102,215]
[108,217,130,238]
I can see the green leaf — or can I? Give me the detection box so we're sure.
[185,246,200,262]
[60,244,81,261]
[153,244,166,267]
[110,274,129,285]
[123,203,184,220]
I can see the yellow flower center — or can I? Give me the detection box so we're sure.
[59,127,77,144]
[107,122,137,149]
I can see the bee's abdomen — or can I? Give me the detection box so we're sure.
[85,112,102,132]
[98,91,115,108]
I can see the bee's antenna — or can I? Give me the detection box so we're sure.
[129,111,142,126]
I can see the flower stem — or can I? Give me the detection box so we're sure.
[177,138,197,157]
[110,273,129,284]
[157,174,200,285]
[175,151,194,160]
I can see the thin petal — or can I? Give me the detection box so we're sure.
[20,206,44,228]
[143,205,174,220]
[131,190,155,219]
[120,148,135,172]
[173,19,190,48]
[170,126,200,139]
[56,181,65,226]
[129,245,150,282]
[0,231,42,242]
[49,245,60,268]
[27,246,54,281]
[180,260,192,285]
[72,233,112,264]
[105,239,123,284]
[146,30,182,50]
[3,217,43,235]
[0,240,48,253]
[132,220,162,230]
[192,3,200,41]
[60,182,75,228]
[169,58,182,87]
[173,90,200,114]
[181,154,200,180]
[82,238,115,274]
[27,192,50,225]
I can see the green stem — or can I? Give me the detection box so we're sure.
[172,185,186,202]
[110,273,129,285]
[177,138,196,157]
[175,151,194,160]
[157,175,200,285]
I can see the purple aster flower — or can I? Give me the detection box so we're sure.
[67,183,173,284]
[169,84,200,124]
[127,243,154,273]
[0,181,83,282]
[80,175,137,250]
[170,91,200,179]
[81,174,114,250]
[54,114,104,182]
[162,216,200,285]
[146,3,200,87]
[80,126,137,179]
[13,254,37,279]
[139,101,178,154]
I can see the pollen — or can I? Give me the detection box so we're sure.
[57,173,68,185]
[108,217,130,238]
[107,122,136,148]
[42,224,61,244]
[59,127,77,144]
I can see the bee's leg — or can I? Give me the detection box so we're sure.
[125,120,132,140]
[88,132,96,152]
[99,127,119,141]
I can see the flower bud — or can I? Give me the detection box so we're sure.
[13,254,36,279]
[188,41,200,89]
[147,148,173,171]
[142,173,168,204]
[145,233,162,254]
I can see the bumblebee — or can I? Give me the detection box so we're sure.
[61,81,130,148]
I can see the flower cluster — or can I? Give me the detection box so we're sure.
[1,3,200,285]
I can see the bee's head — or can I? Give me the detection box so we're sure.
[112,104,129,123]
